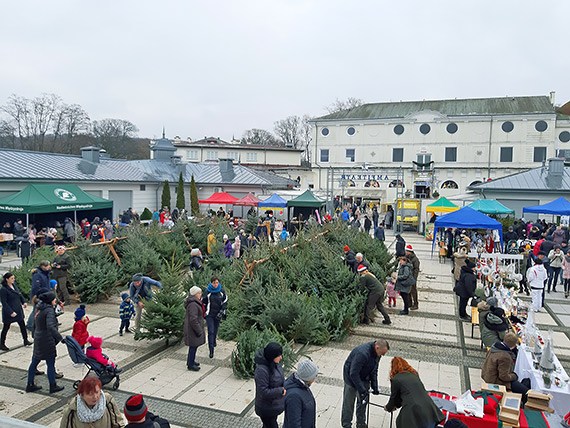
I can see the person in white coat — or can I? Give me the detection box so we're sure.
[527,258,548,312]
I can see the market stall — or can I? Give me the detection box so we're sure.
[523,197,570,216]
[425,197,459,240]
[287,189,325,230]
[468,199,515,215]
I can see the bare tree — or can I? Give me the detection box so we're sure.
[325,97,364,114]
[300,114,313,162]
[241,128,281,146]
[274,115,302,148]
[61,104,90,153]
[92,118,139,158]
[0,119,16,149]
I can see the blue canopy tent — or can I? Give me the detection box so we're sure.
[522,197,570,216]
[258,193,288,208]
[432,206,504,255]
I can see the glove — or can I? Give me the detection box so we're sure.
[371,389,380,395]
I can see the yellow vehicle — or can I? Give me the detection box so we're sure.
[395,199,420,229]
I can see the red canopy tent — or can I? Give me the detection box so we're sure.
[198,192,239,204]
[234,193,261,206]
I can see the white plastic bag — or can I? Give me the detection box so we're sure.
[455,390,484,418]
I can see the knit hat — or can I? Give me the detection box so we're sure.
[38,292,56,304]
[74,304,86,321]
[87,336,103,349]
[465,260,476,269]
[49,279,58,289]
[296,359,319,382]
[405,244,414,252]
[190,248,200,256]
[124,394,148,422]
[554,244,561,250]
[503,332,518,348]
[343,245,350,252]
[357,264,367,273]
[121,292,129,302]
[132,273,143,283]
[223,234,228,240]
[57,245,66,251]
[486,297,498,308]
[263,342,283,362]
[189,286,202,296]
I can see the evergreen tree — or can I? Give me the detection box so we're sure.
[161,180,171,210]
[140,207,152,221]
[190,175,199,216]
[176,171,185,210]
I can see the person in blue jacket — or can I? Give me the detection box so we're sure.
[26,261,52,331]
[128,273,162,331]
[283,359,319,428]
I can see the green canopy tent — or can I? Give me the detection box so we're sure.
[287,190,326,226]
[467,199,514,215]
[0,183,113,227]
[426,197,459,213]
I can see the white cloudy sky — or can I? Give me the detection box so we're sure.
[1,1,568,141]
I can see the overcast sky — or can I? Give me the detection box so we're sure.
[1,1,568,141]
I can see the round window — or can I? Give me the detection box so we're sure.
[321,127,329,136]
[502,121,514,133]
[394,125,404,135]
[446,123,458,134]
[347,127,356,136]
[420,124,431,135]
[535,121,548,132]
[560,131,570,143]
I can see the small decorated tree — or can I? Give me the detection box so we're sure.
[176,171,185,210]
[161,180,171,210]
[140,208,152,221]
[190,175,199,216]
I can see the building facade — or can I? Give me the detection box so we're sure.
[307,94,570,205]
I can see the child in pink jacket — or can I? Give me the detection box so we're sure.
[386,272,398,307]
[85,336,116,368]
[561,253,570,298]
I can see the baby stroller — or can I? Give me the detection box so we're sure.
[63,335,121,390]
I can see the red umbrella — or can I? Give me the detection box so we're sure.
[198,192,239,204]
[234,192,261,206]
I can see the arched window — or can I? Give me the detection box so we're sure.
[346,179,356,187]
[388,179,405,188]
[364,180,380,188]
[441,180,458,189]
[469,180,483,187]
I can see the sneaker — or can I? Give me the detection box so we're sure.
[382,319,392,325]
[26,384,42,393]
[194,362,200,367]
[49,384,64,393]
[55,372,64,379]
[188,364,200,371]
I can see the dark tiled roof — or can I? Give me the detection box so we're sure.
[315,96,555,121]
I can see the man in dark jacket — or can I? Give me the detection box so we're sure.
[455,260,477,320]
[395,235,406,257]
[283,359,319,428]
[405,245,421,310]
[52,245,72,305]
[124,394,170,428]
[358,265,390,325]
[504,226,518,244]
[343,246,357,273]
[374,223,385,241]
[26,261,52,331]
[254,342,286,427]
[341,339,389,428]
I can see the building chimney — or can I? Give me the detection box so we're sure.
[170,155,183,166]
[550,91,556,105]
[547,157,564,188]
[219,158,235,181]
[80,146,101,163]
[99,149,110,159]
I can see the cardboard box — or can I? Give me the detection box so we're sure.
[525,402,554,413]
[481,382,507,397]
[526,390,552,402]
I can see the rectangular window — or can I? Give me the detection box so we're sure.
[500,147,513,162]
[246,152,258,162]
[206,151,218,160]
[534,147,547,163]
[392,148,404,162]
[320,149,329,162]
[345,149,355,162]
[226,152,237,160]
[139,185,146,191]
[557,149,570,159]
[186,150,198,160]
[416,153,432,170]
[445,147,457,162]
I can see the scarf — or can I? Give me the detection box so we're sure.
[76,392,106,423]
[206,282,222,293]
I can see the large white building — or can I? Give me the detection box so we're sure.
[306,94,570,204]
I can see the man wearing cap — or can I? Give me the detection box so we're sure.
[481,332,530,397]
[343,246,357,273]
[52,245,72,305]
[341,339,389,428]
[357,264,391,325]
[405,245,421,310]
[527,258,547,312]
[124,394,170,428]
[129,274,163,331]
[283,359,319,428]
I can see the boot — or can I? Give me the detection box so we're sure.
[49,384,64,393]
[26,384,42,393]
[0,344,9,351]
[565,291,569,298]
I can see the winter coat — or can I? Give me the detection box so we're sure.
[364,218,372,231]
[72,318,90,347]
[385,372,444,428]
[0,283,26,324]
[59,392,124,428]
[527,264,547,289]
[504,230,518,243]
[254,348,285,418]
[395,262,414,294]
[32,301,63,361]
[86,345,114,367]
[30,268,51,301]
[125,412,169,428]
[128,277,162,304]
[540,239,555,256]
[407,252,420,280]
[481,307,508,349]
[374,226,385,241]
[183,295,205,348]
[553,228,566,245]
[202,284,228,319]
[455,265,477,298]
[343,341,381,395]
[453,253,467,282]
[395,239,405,258]
[207,233,216,254]
[548,249,564,268]
[119,301,135,320]
[223,240,233,258]
[190,255,203,271]
[53,253,71,278]
[481,341,517,389]
[344,250,357,272]
[283,374,316,428]
[562,255,570,279]
[359,272,383,295]
[386,280,397,299]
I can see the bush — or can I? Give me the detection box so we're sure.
[12,246,55,298]
[231,326,299,379]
